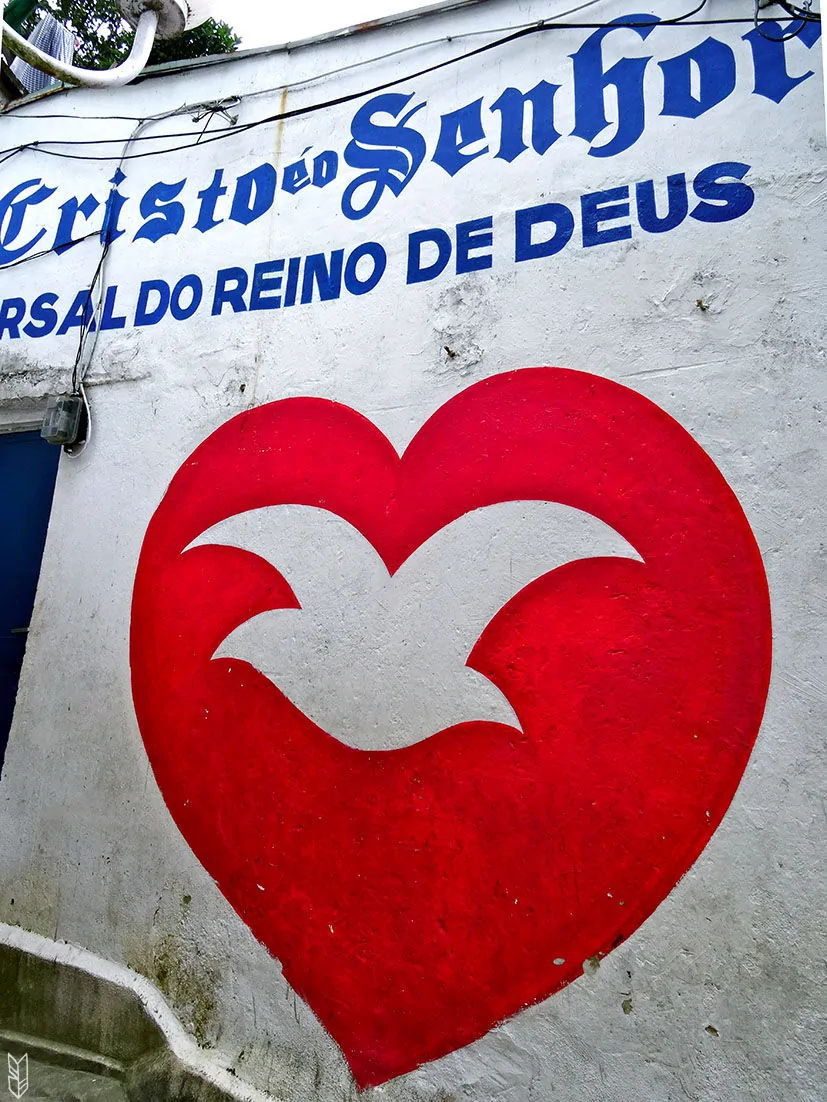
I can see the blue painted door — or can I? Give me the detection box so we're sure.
[0,431,59,776]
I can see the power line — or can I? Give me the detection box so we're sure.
[0,0,656,127]
[0,231,98,269]
[778,0,820,20]
[752,0,817,40]
[5,2,783,167]
[6,5,816,166]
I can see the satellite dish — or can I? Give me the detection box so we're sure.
[119,0,218,39]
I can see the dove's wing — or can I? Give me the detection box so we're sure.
[190,502,640,751]
[188,504,390,609]
[393,501,640,668]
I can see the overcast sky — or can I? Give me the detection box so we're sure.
[215,0,422,49]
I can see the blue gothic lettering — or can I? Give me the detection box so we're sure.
[660,38,737,119]
[432,100,488,177]
[490,81,562,163]
[342,93,427,220]
[570,15,659,158]
[0,179,56,264]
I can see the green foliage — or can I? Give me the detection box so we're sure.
[147,19,240,66]
[20,1,239,69]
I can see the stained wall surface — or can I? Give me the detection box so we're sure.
[0,2,824,1099]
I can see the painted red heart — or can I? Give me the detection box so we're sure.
[131,367,771,1087]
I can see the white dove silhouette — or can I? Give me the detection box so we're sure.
[190,502,641,751]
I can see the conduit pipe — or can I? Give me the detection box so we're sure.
[1,9,159,88]
[2,0,215,89]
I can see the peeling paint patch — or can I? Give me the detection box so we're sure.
[583,956,601,976]
[428,278,496,378]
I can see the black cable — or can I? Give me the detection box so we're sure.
[68,117,157,392]
[0,142,36,165]
[0,110,186,122]
[3,3,756,167]
[0,1,695,129]
[2,3,815,133]
[753,0,813,40]
[71,234,110,393]
[28,6,805,169]
[1,4,814,169]
[778,0,820,20]
[0,231,98,269]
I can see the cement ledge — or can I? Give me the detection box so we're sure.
[0,922,277,1102]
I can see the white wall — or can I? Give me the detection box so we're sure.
[0,2,824,1098]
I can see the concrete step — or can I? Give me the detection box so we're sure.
[0,929,271,1102]
[3,1050,127,1101]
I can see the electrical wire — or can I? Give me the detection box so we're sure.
[0,0,806,275]
[8,2,815,164]
[70,105,187,396]
[2,0,814,456]
[1,0,609,127]
[752,0,815,40]
[12,3,818,166]
[0,0,810,274]
[0,232,98,269]
[64,105,197,457]
[4,0,712,455]
[0,0,653,126]
[778,0,820,19]
[1,1,814,134]
[1,1,762,167]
